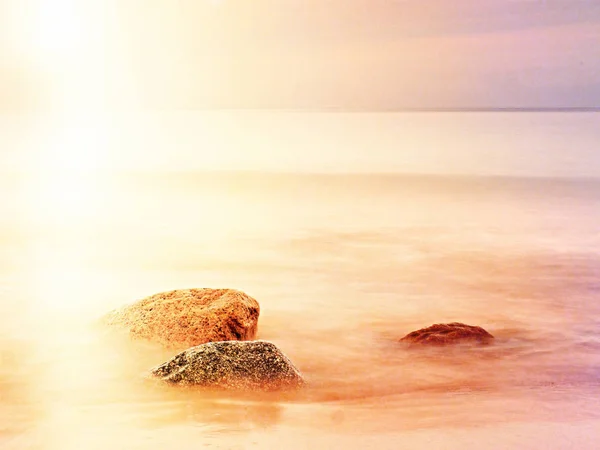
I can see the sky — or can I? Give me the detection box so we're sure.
[1,0,600,110]
[1,0,600,176]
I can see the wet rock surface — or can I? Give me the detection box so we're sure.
[151,340,304,390]
[400,322,494,346]
[105,288,260,348]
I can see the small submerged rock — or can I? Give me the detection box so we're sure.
[105,288,260,348]
[151,340,304,391]
[400,322,494,346]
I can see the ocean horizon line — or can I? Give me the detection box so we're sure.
[3,107,599,115]
[4,168,600,182]
[191,107,600,113]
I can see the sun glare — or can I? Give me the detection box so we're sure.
[11,0,116,110]
[33,0,83,58]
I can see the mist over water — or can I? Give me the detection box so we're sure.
[2,112,600,448]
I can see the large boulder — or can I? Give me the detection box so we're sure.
[151,340,304,390]
[105,288,260,348]
[400,322,494,346]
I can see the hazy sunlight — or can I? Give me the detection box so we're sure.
[33,0,83,59]
[2,1,600,449]
[19,113,113,235]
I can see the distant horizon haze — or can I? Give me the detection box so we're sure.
[1,111,599,178]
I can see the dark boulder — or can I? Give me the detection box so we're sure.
[151,340,304,391]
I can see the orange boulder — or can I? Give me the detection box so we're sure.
[106,288,260,348]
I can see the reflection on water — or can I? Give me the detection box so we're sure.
[2,172,600,448]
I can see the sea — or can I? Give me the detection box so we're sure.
[1,111,600,449]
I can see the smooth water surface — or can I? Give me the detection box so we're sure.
[1,112,600,448]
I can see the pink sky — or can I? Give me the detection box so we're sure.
[1,0,599,110]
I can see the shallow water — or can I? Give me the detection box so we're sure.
[2,168,600,448]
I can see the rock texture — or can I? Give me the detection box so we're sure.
[400,322,494,346]
[151,340,304,390]
[105,288,260,348]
